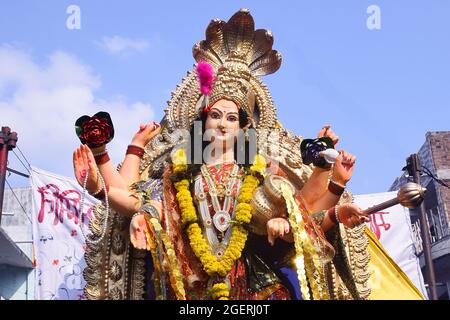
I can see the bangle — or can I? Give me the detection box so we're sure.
[328,207,338,224]
[335,205,341,224]
[328,206,342,225]
[94,152,110,165]
[140,203,160,219]
[328,179,345,196]
[330,179,345,188]
[91,183,103,196]
[127,145,145,158]
[311,210,326,226]
[132,204,159,220]
[132,212,145,220]
[90,183,110,200]
[92,148,108,157]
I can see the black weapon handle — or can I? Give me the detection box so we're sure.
[362,198,399,215]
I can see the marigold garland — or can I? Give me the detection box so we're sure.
[281,183,330,300]
[171,150,266,299]
[174,180,197,226]
[143,219,165,299]
[172,148,188,173]
[250,154,267,176]
[210,283,230,299]
[144,215,187,300]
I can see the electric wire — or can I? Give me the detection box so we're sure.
[11,149,31,175]
[16,145,32,169]
[422,166,450,190]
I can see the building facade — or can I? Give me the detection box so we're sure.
[0,187,34,300]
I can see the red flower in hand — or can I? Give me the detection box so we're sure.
[75,111,114,148]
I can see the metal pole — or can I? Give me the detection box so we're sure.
[6,167,30,178]
[0,126,18,226]
[0,132,8,225]
[408,153,438,300]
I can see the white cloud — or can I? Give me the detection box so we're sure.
[96,36,150,55]
[0,44,155,181]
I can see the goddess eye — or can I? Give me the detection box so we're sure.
[228,116,238,122]
[210,112,221,119]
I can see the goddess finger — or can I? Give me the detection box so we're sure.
[284,220,290,235]
[278,222,285,238]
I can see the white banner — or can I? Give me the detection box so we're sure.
[30,167,99,300]
[353,191,428,298]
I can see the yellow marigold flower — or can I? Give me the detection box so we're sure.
[237,188,254,198]
[212,283,228,291]
[236,216,250,224]
[173,165,187,174]
[174,179,189,190]
[245,175,260,185]
[235,203,252,212]
[237,192,253,203]
[211,290,229,299]
[172,148,187,165]
[250,154,267,175]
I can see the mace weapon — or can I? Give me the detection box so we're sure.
[362,182,427,215]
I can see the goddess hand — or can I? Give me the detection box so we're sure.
[317,125,339,146]
[331,150,356,185]
[336,203,370,228]
[267,217,291,246]
[130,121,161,148]
[73,145,101,193]
[130,213,150,250]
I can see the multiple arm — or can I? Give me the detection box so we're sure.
[95,122,160,189]
[301,149,355,212]
[73,122,161,216]
[266,125,369,244]
[74,120,367,248]
[73,144,142,216]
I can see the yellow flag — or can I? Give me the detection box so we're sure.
[365,227,425,300]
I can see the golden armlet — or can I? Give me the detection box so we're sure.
[249,174,294,235]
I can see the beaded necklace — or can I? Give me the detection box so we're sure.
[196,163,239,259]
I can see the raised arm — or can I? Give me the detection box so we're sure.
[299,125,339,207]
[89,144,128,190]
[303,150,356,212]
[86,122,160,191]
[74,144,142,216]
[319,203,370,233]
[264,149,359,245]
[118,122,160,185]
[307,150,367,234]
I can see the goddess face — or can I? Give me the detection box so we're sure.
[204,99,240,149]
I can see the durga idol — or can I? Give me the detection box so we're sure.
[73,9,425,300]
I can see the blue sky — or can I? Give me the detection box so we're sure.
[1,1,449,194]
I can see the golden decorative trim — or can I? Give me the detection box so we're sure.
[331,192,371,300]
[257,127,314,190]
[263,174,295,205]
[250,186,280,235]
[83,204,146,300]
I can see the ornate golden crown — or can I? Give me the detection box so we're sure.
[208,57,253,115]
[191,8,282,124]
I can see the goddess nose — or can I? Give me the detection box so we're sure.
[219,118,227,128]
